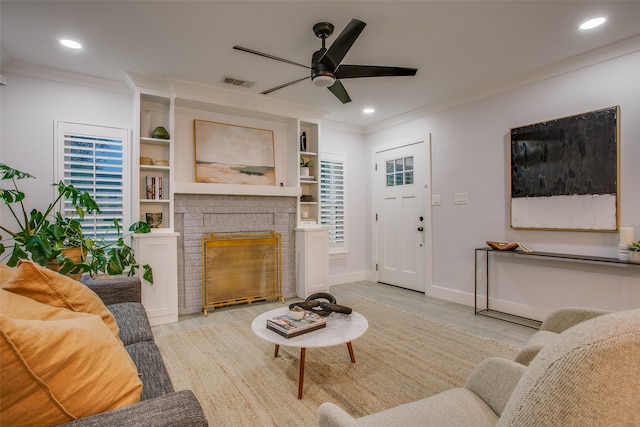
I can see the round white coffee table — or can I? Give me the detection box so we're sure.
[251,306,368,399]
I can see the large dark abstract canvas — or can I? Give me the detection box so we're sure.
[510,106,619,231]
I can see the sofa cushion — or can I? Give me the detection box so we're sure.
[108,302,153,345]
[0,289,142,426]
[1,260,120,339]
[351,388,497,426]
[126,341,175,400]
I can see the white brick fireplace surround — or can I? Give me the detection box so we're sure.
[174,194,297,315]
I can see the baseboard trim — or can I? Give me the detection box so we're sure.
[329,271,367,286]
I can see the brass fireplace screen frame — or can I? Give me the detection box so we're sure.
[201,231,283,315]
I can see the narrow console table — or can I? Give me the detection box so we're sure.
[474,247,640,329]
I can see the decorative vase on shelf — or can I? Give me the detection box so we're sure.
[300,131,307,152]
[300,167,310,177]
[151,126,170,139]
[629,252,640,264]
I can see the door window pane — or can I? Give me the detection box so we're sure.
[385,156,414,187]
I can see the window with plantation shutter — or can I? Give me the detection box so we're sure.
[55,122,130,245]
[320,153,346,253]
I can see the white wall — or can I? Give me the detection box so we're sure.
[322,125,368,284]
[0,73,131,214]
[365,51,640,320]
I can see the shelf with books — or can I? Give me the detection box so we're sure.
[134,90,174,232]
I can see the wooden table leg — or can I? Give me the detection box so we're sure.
[274,344,279,358]
[347,341,356,363]
[298,348,306,399]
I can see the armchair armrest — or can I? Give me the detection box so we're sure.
[59,390,208,427]
[318,402,358,427]
[81,275,142,305]
[465,357,526,417]
[540,307,609,333]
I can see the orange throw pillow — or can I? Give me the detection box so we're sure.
[0,263,14,286]
[1,260,119,339]
[0,290,142,426]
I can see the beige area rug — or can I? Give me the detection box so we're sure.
[155,300,516,426]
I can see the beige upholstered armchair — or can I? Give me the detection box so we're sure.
[318,309,640,427]
[514,306,609,365]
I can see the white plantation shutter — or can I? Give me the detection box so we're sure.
[320,153,346,252]
[55,122,130,244]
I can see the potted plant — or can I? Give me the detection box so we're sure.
[300,156,313,177]
[627,240,640,263]
[0,163,153,283]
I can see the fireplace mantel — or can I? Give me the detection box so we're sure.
[174,182,301,198]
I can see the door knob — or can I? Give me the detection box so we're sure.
[417,227,424,232]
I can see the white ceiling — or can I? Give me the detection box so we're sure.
[2,1,640,129]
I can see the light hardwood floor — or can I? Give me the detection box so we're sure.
[153,281,536,348]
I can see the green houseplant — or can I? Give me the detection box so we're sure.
[628,240,640,263]
[300,156,313,177]
[0,163,153,283]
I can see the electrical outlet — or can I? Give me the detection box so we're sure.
[454,192,468,205]
[431,195,441,206]
[476,269,483,283]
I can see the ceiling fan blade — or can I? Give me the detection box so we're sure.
[260,76,309,95]
[233,46,310,69]
[327,80,352,104]
[320,19,366,71]
[335,65,418,79]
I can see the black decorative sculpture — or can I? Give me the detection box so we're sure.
[289,292,352,317]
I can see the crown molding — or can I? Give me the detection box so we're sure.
[0,60,130,94]
[322,119,365,135]
[364,34,640,134]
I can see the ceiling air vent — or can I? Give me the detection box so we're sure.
[223,76,254,88]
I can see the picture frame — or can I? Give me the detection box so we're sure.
[510,106,619,231]
[194,119,275,186]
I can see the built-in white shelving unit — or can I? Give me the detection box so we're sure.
[298,121,321,227]
[129,79,179,326]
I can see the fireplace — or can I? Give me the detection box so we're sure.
[174,194,296,315]
[201,232,283,315]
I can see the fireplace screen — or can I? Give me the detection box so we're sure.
[202,232,282,315]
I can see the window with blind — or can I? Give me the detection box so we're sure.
[319,153,346,253]
[55,122,130,244]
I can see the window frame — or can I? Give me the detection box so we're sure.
[54,121,131,243]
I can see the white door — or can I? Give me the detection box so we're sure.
[374,140,430,292]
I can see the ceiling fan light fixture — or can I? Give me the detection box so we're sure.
[313,74,336,88]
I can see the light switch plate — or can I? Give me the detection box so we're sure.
[431,195,441,206]
[454,192,468,205]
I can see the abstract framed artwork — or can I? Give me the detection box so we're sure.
[194,119,275,185]
[510,106,619,231]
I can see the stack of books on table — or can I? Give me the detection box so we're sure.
[266,311,327,338]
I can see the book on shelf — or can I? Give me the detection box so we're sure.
[145,175,163,200]
[300,176,315,181]
[266,311,327,338]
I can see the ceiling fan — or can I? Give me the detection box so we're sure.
[233,18,418,104]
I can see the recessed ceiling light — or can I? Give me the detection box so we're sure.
[579,17,606,30]
[60,39,82,49]
[363,108,375,114]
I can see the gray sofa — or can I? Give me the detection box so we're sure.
[60,276,208,427]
